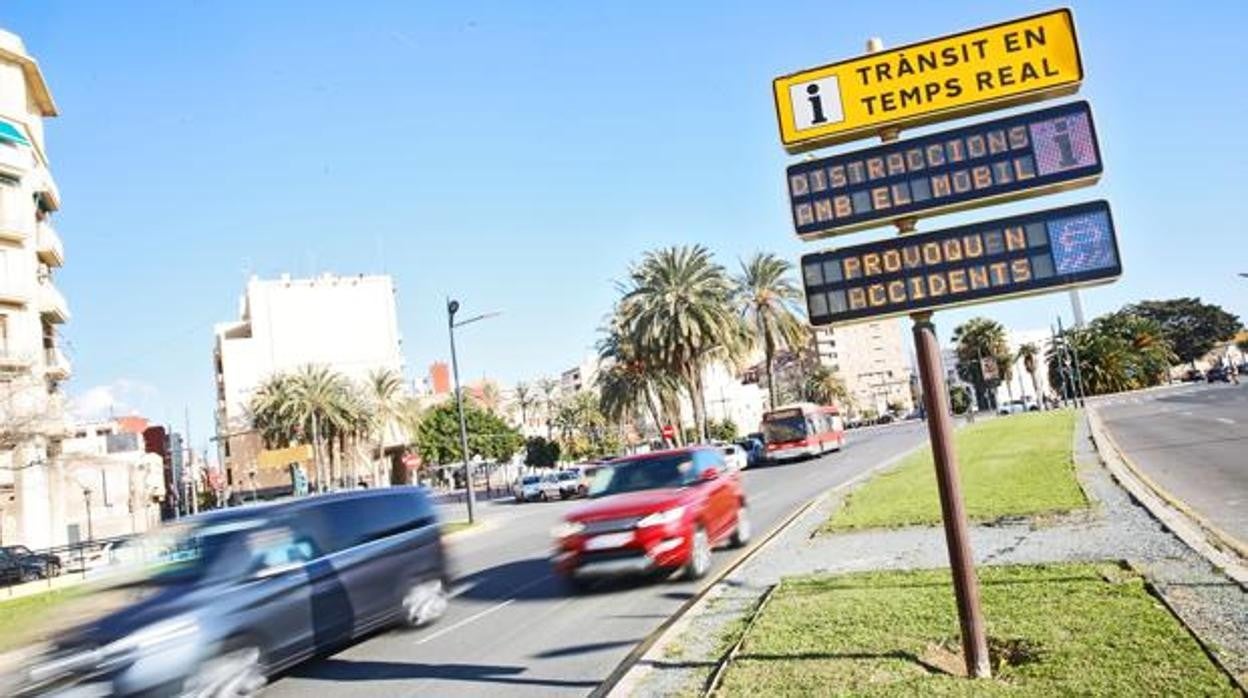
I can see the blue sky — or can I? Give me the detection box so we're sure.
[4,1,1246,454]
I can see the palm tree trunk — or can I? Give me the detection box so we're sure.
[311,412,324,493]
[643,386,664,446]
[1028,368,1041,409]
[764,338,777,411]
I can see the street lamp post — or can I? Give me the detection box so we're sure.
[446,299,501,525]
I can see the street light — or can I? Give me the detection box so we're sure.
[75,469,97,542]
[447,298,501,525]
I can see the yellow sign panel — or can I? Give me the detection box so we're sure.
[257,444,313,469]
[773,9,1083,153]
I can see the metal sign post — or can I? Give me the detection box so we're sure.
[913,311,991,677]
[774,10,1109,682]
[878,117,990,679]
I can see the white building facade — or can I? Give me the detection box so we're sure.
[0,29,75,548]
[814,319,914,417]
[213,273,406,489]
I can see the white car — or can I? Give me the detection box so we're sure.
[514,473,563,502]
[716,442,749,471]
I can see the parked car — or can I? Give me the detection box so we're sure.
[997,399,1037,415]
[514,474,545,502]
[1,545,61,580]
[0,547,31,584]
[1206,366,1232,383]
[715,442,749,471]
[1182,368,1205,382]
[3,487,449,697]
[735,437,764,467]
[551,447,749,589]
[575,465,602,497]
[555,470,583,499]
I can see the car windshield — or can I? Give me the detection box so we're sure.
[763,415,807,443]
[115,519,256,585]
[558,471,578,481]
[589,455,696,497]
[522,475,541,485]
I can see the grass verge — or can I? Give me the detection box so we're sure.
[716,563,1238,696]
[825,410,1084,531]
[0,587,84,653]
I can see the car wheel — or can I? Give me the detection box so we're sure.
[539,491,548,502]
[19,568,36,583]
[401,578,448,628]
[45,562,60,578]
[683,526,712,580]
[730,506,752,548]
[184,640,266,697]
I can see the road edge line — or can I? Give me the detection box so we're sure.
[1086,408,1248,588]
[599,435,931,698]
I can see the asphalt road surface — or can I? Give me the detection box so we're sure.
[265,422,929,697]
[1093,382,1248,546]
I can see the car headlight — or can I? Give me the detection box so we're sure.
[637,506,686,528]
[551,521,586,539]
[102,616,199,657]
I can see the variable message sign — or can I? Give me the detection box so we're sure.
[773,9,1083,152]
[787,101,1101,239]
[801,201,1118,326]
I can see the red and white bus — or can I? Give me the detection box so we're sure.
[761,403,846,462]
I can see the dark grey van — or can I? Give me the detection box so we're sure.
[5,487,449,697]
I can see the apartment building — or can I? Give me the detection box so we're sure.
[213,273,405,494]
[813,319,914,417]
[0,29,74,548]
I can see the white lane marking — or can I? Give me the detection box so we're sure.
[1215,417,1236,425]
[1181,411,1194,417]
[415,598,518,645]
[416,573,553,645]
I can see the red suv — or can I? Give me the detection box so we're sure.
[551,447,750,588]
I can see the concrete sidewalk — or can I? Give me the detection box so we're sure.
[622,413,1248,695]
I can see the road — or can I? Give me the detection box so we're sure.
[1093,382,1248,546]
[265,422,928,697]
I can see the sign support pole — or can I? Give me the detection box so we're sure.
[912,311,991,678]
[869,49,989,672]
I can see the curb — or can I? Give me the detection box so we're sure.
[1128,560,1248,693]
[601,436,932,698]
[1086,408,1248,588]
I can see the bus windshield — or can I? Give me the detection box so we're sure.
[763,414,808,444]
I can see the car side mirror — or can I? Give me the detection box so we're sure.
[700,467,720,482]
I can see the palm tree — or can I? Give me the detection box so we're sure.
[803,364,848,407]
[734,252,809,410]
[288,365,355,491]
[1017,343,1043,407]
[597,309,682,444]
[952,317,1010,411]
[537,377,559,438]
[513,381,536,430]
[249,373,300,448]
[618,245,742,442]
[365,368,406,486]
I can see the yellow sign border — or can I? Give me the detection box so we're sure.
[773,8,1084,153]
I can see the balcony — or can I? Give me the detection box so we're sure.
[0,217,29,244]
[0,141,32,179]
[37,278,69,323]
[0,350,33,372]
[36,221,64,266]
[44,346,70,380]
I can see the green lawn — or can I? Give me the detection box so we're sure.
[826,410,1085,531]
[0,587,84,652]
[717,564,1238,697]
